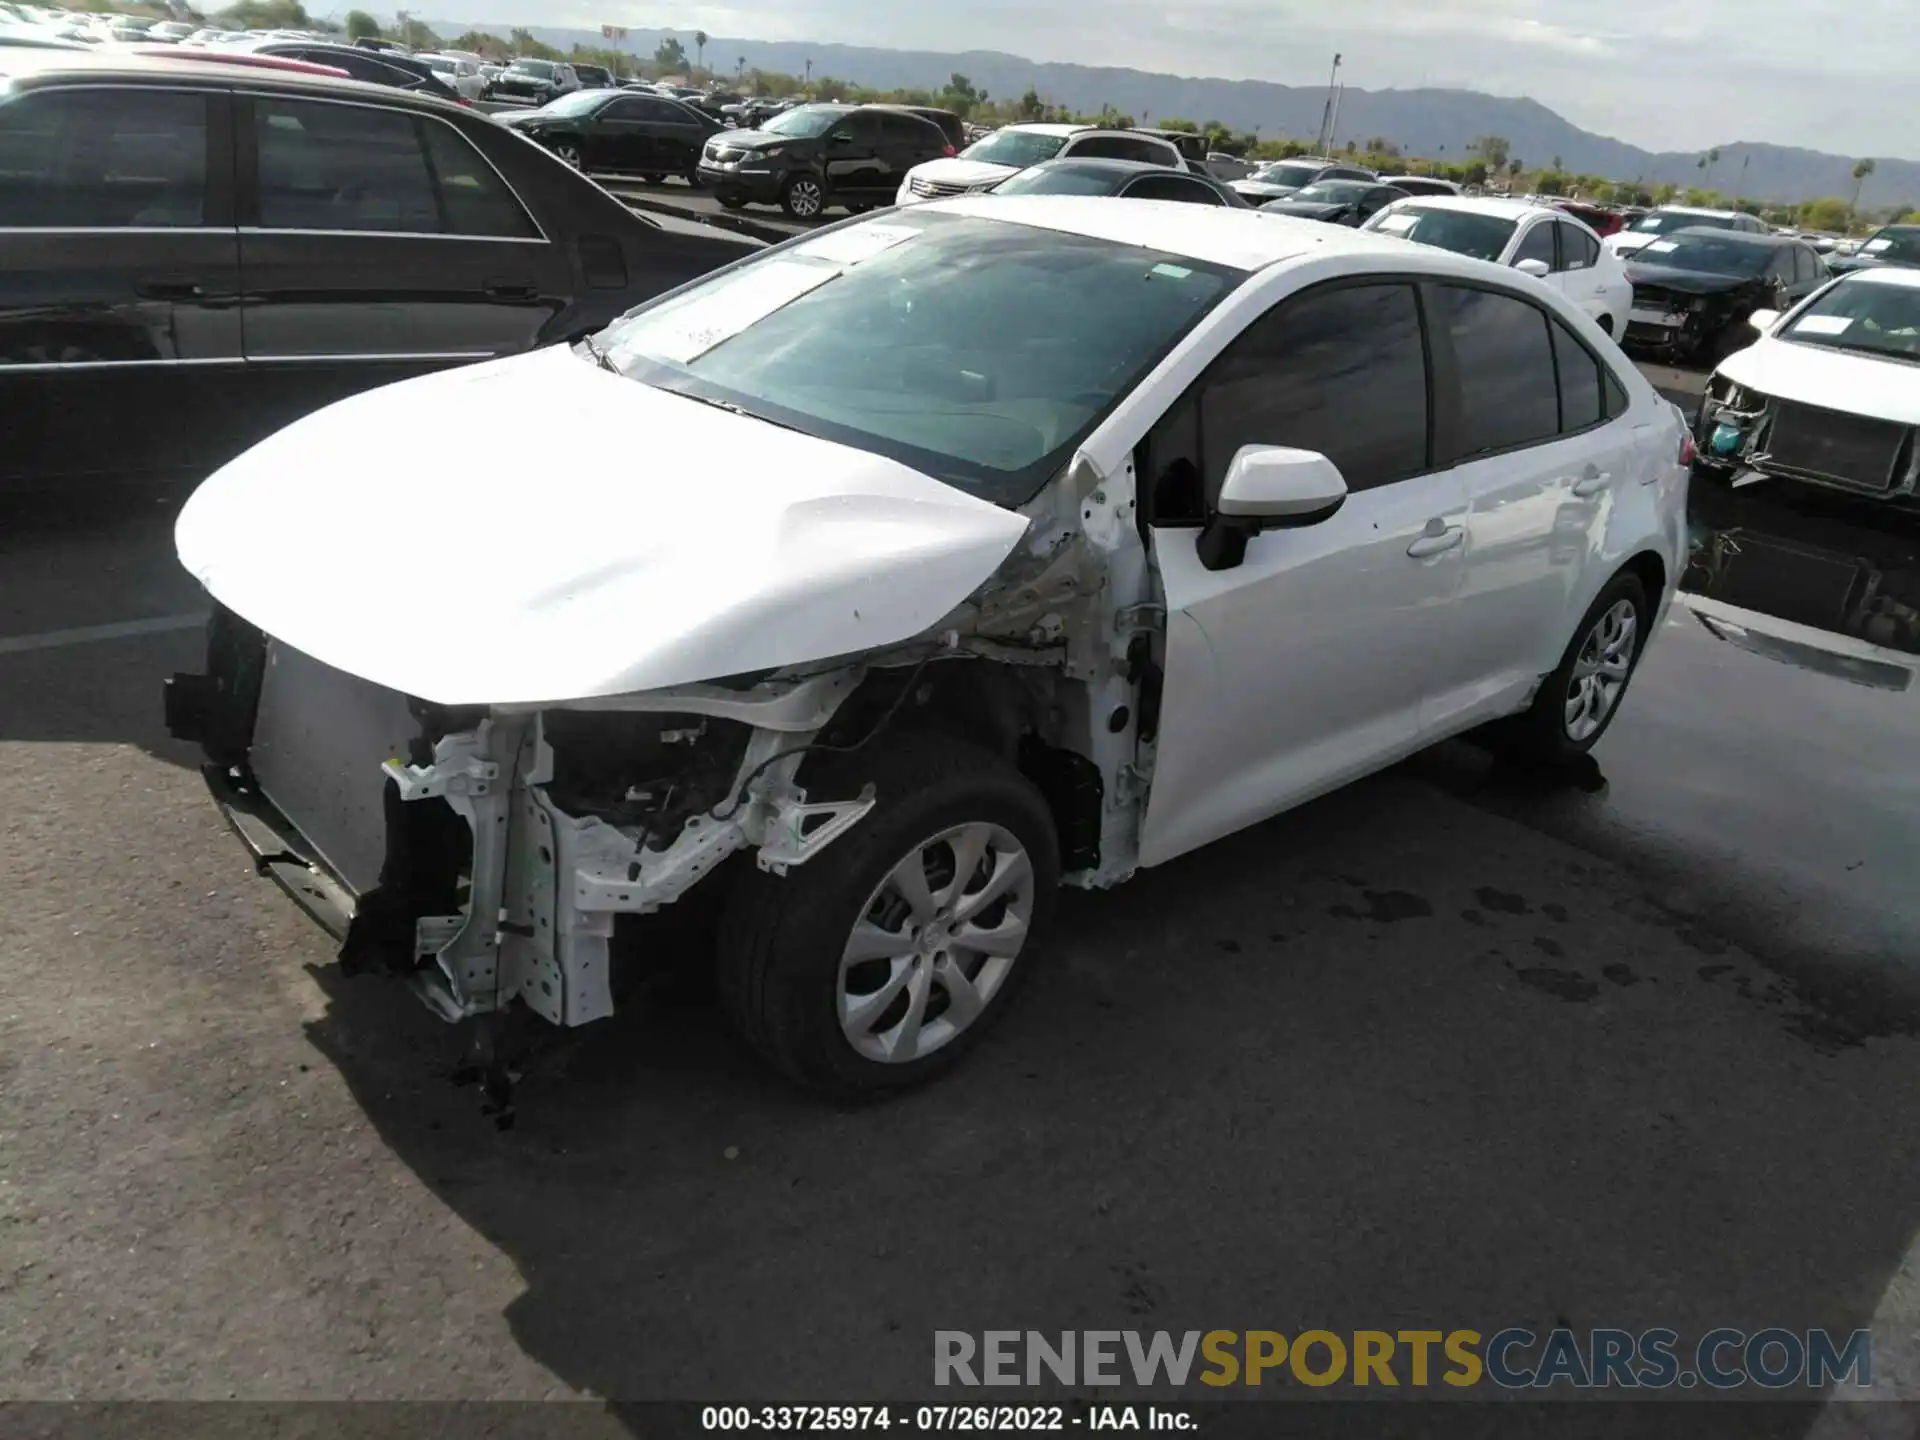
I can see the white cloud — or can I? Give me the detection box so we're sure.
[459,0,1920,156]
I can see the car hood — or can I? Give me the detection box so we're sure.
[1610,232,1660,255]
[1260,199,1348,219]
[1719,336,1920,426]
[716,127,801,151]
[1624,263,1756,296]
[905,156,1018,187]
[174,346,1030,706]
[1230,180,1301,200]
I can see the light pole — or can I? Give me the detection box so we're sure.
[1314,52,1341,155]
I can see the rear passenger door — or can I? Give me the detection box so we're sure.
[1550,219,1608,319]
[0,82,242,488]
[235,92,571,448]
[875,112,942,193]
[1427,281,1639,732]
[823,110,884,196]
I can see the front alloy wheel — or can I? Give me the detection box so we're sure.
[839,823,1036,1065]
[717,735,1059,1096]
[1492,570,1650,764]
[553,141,583,169]
[781,173,825,219]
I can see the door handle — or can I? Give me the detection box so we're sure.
[484,280,538,300]
[1571,467,1613,498]
[137,279,205,301]
[1407,523,1464,559]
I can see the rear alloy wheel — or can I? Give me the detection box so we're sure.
[781,173,825,219]
[1492,571,1650,764]
[552,141,583,169]
[716,735,1059,1096]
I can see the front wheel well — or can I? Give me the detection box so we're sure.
[1619,550,1668,617]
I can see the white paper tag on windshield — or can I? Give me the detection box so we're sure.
[622,259,836,364]
[794,222,919,266]
[1376,212,1418,233]
[1864,239,1893,253]
[1794,315,1854,335]
[1644,240,1678,253]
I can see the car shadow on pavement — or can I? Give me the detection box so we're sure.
[296,762,1920,1431]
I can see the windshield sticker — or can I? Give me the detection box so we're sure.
[794,222,920,266]
[1643,240,1679,253]
[1864,239,1893,252]
[1794,315,1855,335]
[1375,212,1419,233]
[1150,262,1193,279]
[620,259,838,364]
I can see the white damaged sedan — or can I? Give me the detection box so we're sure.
[168,198,1690,1096]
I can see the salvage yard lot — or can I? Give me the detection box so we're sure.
[3,363,1917,1419]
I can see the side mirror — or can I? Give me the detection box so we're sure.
[1748,307,1780,333]
[1199,446,1349,571]
[1515,257,1551,278]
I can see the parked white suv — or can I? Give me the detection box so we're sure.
[895,123,1186,204]
[420,53,485,100]
[169,200,1689,1098]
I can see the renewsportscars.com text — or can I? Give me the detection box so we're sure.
[934,1328,1872,1390]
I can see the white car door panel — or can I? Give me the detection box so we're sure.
[1130,278,1472,868]
[1144,471,1471,865]
[1422,282,1639,732]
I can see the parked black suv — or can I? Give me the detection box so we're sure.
[697,102,952,218]
[236,41,463,102]
[0,50,756,490]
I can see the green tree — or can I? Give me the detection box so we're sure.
[509,26,558,59]
[343,7,379,39]
[1470,134,1511,172]
[1016,85,1044,121]
[1800,196,1851,233]
[1159,116,1198,133]
[693,29,707,71]
[216,0,309,27]
[451,28,505,56]
[399,18,439,48]
[654,35,687,73]
[1851,157,1877,217]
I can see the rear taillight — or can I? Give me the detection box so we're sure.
[1678,430,1696,466]
[943,144,956,157]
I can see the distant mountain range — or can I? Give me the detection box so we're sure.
[440,23,1916,206]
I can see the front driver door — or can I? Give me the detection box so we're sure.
[1137,279,1471,867]
[824,111,883,199]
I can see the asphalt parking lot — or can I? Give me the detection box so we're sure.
[3,363,1917,1430]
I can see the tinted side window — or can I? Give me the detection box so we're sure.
[1125,175,1222,205]
[1069,135,1163,164]
[0,87,208,227]
[1560,223,1599,270]
[1326,167,1374,181]
[1513,221,1556,268]
[837,112,882,144]
[1436,284,1559,459]
[1550,319,1602,432]
[1158,283,1428,516]
[256,98,437,233]
[878,112,934,146]
[418,120,539,239]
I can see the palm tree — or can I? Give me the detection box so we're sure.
[735,54,744,78]
[1851,157,1877,218]
[693,29,708,72]
[1698,146,1721,187]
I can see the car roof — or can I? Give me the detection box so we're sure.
[1840,265,1920,290]
[1001,122,1091,137]
[1656,204,1745,218]
[1666,225,1797,246]
[1382,194,1561,220]
[930,193,1454,272]
[0,46,467,113]
[1020,157,1193,180]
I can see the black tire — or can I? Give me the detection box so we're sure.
[845,202,874,215]
[1595,314,1614,336]
[1489,570,1652,765]
[642,173,665,185]
[716,734,1060,1097]
[716,194,745,210]
[780,172,826,220]
[682,168,702,190]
